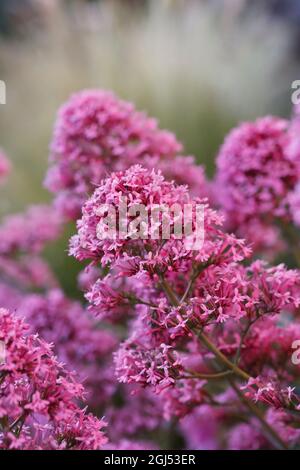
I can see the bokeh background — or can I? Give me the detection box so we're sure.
[0,0,299,295]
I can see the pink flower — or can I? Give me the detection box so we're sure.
[0,205,63,291]
[242,377,300,409]
[86,274,132,322]
[214,116,300,253]
[16,289,118,407]
[0,255,58,290]
[45,89,207,219]
[115,338,182,391]
[180,404,226,450]
[105,385,163,440]
[266,408,300,445]
[70,164,247,270]
[71,164,300,436]
[0,308,107,450]
[0,205,63,255]
[228,421,267,450]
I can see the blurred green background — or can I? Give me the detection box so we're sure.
[0,0,299,295]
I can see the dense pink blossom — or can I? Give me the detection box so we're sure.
[0,205,62,292]
[16,289,118,406]
[105,385,163,440]
[265,408,300,445]
[115,339,183,391]
[238,315,300,374]
[180,405,220,450]
[0,255,58,290]
[160,376,207,419]
[77,265,102,291]
[0,308,107,450]
[0,205,63,255]
[182,395,300,450]
[45,90,207,218]
[226,409,300,449]
[242,377,300,409]
[71,163,300,450]
[0,282,22,312]
[228,421,268,450]
[144,154,209,198]
[70,164,249,269]
[3,92,300,450]
[214,116,300,253]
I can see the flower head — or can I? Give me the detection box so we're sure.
[0,308,107,450]
[214,116,300,252]
[45,90,207,218]
[16,289,118,406]
[0,205,63,255]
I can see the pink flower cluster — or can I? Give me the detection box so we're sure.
[0,205,62,291]
[0,204,63,255]
[16,289,118,407]
[2,89,300,450]
[213,114,300,255]
[72,163,300,448]
[0,308,107,450]
[45,90,207,219]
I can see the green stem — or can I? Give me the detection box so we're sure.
[158,275,251,381]
[158,274,289,449]
[159,276,179,306]
[180,264,207,304]
[180,370,234,380]
[196,329,251,381]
